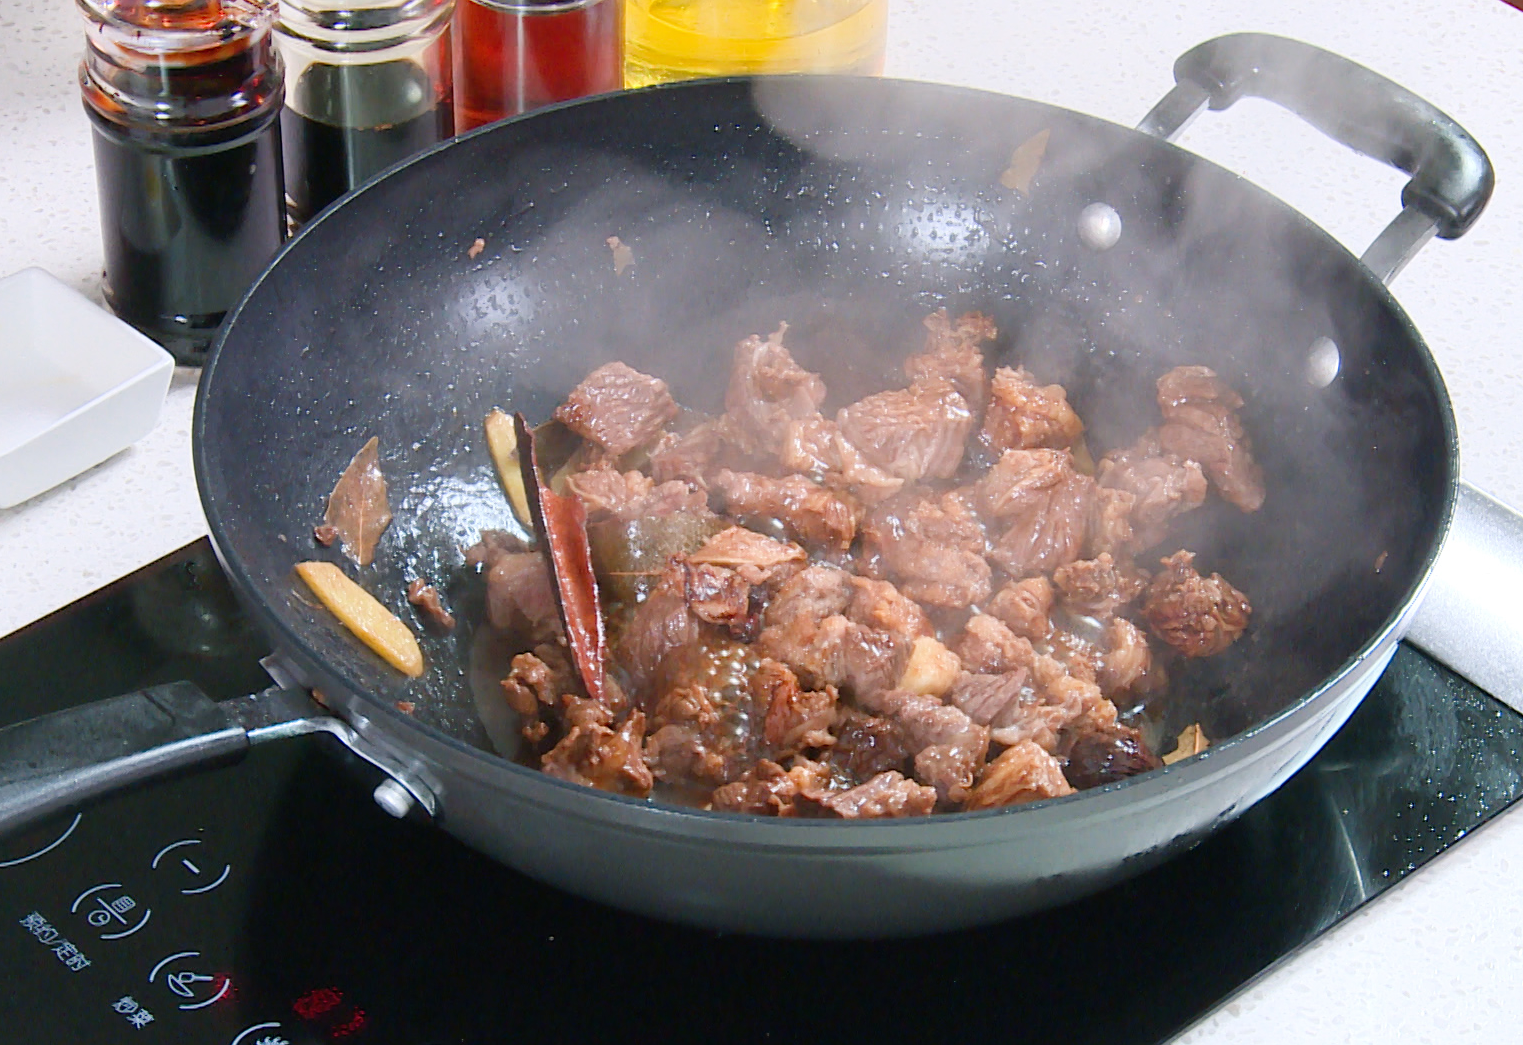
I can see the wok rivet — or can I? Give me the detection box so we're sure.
[1307,337,1341,388]
[372,779,416,819]
[1078,203,1122,250]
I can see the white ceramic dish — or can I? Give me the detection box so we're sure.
[0,267,174,508]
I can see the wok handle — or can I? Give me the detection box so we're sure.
[1405,482,1523,715]
[1137,33,1494,283]
[0,683,248,838]
[0,683,411,838]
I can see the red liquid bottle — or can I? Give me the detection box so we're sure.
[453,0,623,131]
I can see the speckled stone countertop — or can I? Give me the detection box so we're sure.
[3,0,1522,1039]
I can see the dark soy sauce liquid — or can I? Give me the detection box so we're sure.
[281,60,453,224]
[89,112,286,364]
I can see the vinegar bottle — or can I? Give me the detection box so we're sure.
[79,0,288,365]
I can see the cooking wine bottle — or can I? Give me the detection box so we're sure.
[452,0,623,131]
[79,0,288,365]
[274,0,456,226]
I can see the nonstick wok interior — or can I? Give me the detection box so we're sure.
[198,76,1453,785]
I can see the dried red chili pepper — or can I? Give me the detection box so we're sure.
[514,413,609,707]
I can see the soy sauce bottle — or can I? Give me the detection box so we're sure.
[80,0,288,365]
[275,0,455,227]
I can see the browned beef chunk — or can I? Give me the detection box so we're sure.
[1061,725,1162,789]
[857,688,990,804]
[1098,616,1158,696]
[819,771,937,818]
[464,529,528,568]
[649,420,724,488]
[964,741,1074,810]
[1142,549,1251,657]
[614,572,701,692]
[975,449,1094,577]
[483,552,561,637]
[758,569,855,690]
[540,709,653,796]
[1089,487,1137,556]
[1052,553,1147,618]
[406,578,455,631]
[962,656,1117,752]
[1155,366,1265,512]
[554,361,678,458]
[754,659,838,755]
[953,614,1036,674]
[713,469,862,552]
[323,436,393,567]
[1097,432,1209,550]
[860,491,991,609]
[709,758,839,816]
[980,366,1083,453]
[987,576,1054,641]
[643,684,730,785]
[778,414,841,476]
[565,467,708,522]
[724,328,828,457]
[828,708,913,782]
[905,309,996,416]
[846,576,933,646]
[688,526,807,587]
[500,649,567,716]
[836,377,973,482]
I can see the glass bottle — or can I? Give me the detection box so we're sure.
[275,0,456,226]
[453,0,623,132]
[79,0,288,365]
[623,0,888,89]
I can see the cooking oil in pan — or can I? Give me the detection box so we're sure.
[624,0,888,88]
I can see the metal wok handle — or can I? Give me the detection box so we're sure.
[1137,32,1495,283]
[0,683,436,838]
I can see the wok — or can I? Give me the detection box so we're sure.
[3,34,1521,937]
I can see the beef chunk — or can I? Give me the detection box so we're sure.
[946,670,1079,755]
[1155,366,1265,512]
[1061,725,1162,790]
[678,561,752,628]
[323,435,392,567]
[836,377,973,482]
[987,576,1054,641]
[828,708,913,782]
[1052,553,1147,618]
[1142,549,1251,657]
[905,309,996,415]
[500,650,560,716]
[482,551,561,637]
[819,771,937,818]
[555,361,679,458]
[710,759,803,815]
[1097,432,1209,550]
[724,328,827,456]
[754,658,838,755]
[1089,487,1137,556]
[778,414,841,476]
[614,572,702,692]
[846,575,933,646]
[860,491,991,609]
[540,710,654,796]
[406,578,455,631]
[1098,616,1157,696]
[714,469,862,552]
[649,420,725,488]
[644,683,730,784]
[980,366,1083,453]
[964,741,1075,810]
[857,688,990,803]
[688,525,807,586]
[953,614,1036,675]
[975,449,1094,577]
[565,467,708,522]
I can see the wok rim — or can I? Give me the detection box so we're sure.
[193,73,1462,832]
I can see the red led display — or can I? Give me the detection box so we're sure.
[293,987,369,1040]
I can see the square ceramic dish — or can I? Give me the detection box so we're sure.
[0,267,174,508]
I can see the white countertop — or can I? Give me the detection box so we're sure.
[4,0,1522,1038]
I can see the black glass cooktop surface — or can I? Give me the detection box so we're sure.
[1,540,1521,1045]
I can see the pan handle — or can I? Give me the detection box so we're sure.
[0,683,436,839]
[1137,33,1494,284]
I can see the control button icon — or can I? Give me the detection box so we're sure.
[151,838,231,895]
[230,1022,289,1045]
[71,882,151,940]
[149,950,233,1010]
[0,813,82,869]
